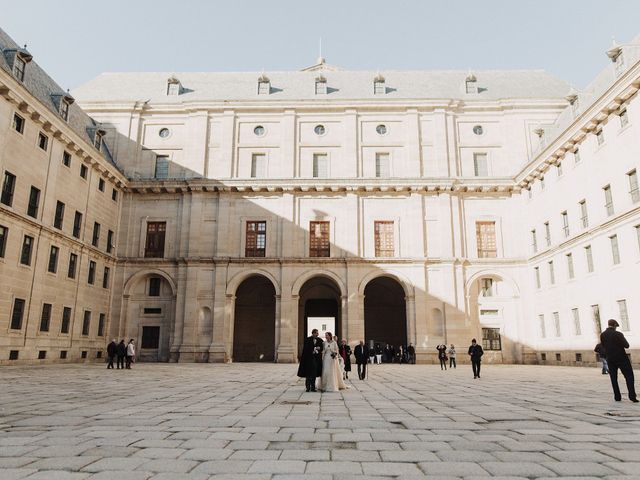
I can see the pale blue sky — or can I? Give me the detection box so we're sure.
[2,0,640,90]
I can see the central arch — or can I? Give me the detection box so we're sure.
[297,275,342,356]
[364,276,407,349]
[233,275,276,362]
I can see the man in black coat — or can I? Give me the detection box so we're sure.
[468,338,484,379]
[106,339,117,369]
[407,343,416,364]
[354,340,370,380]
[297,329,323,392]
[116,339,127,370]
[600,319,638,402]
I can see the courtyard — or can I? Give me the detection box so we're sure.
[0,363,639,480]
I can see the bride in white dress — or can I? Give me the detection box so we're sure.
[319,332,348,392]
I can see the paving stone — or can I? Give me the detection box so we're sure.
[479,461,556,477]
[23,472,91,480]
[306,461,363,474]
[0,469,38,480]
[543,461,618,475]
[419,462,490,476]
[81,457,149,472]
[86,472,152,480]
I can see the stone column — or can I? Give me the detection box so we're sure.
[277,293,298,363]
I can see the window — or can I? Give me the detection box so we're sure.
[572,308,581,335]
[374,221,394,257]
[315,76,327,95]
[250,154,266,178]
[107,230,114,254]
[48,246,59,273]
[60,350,67,359]
[473,125,483,135]
[253,125,265,136]
[0,225,7,258]
[141,326,161,349]
[102,266,110,289]
[68,253,77,279]
[93,130,104,150]
[585,245,594,272]
[20,235,34,266]
[480,278,494,297]
[574,148,581,164]
[98,313,105,337]
[373,77,385,94]
[610,234,621,265]
[155,155,169,179]
[534,267,541,289]
[12,113,25,133]
[556,161,563,177]
[62,151,72,167]
[595,127,604,146]
[603,185,614,216]
[314,124,326,136]
[98,178,105,192]
[10,298,26,330]
[628,170,639,203]
[540,176,545,190]
[481,328,501,350]
[309,221,330,257]
[575,353,583,362]
[375,153,390,178]
[88,260,96,285]
[245,221,267,257]
[548,260,555,285]
[167,80,180,95]
[555,353,562,362]
[531,229,538,253]
[312,153,328,178]
[27,186,40,218]
[579,200,589,228]
[73,211,82,238]
[619,108,629,128]
[539,314,546,338]
[465,79,478,94]
[13,55,26,81]
[38,132,48,151]
[257,79,270,95]
[1,171,16,206]
[60,98,70,121]
[476,221,497,258]
[473,153,488,177]
[80,164,88,179]
[376,124,387,135]
[9,350,19,360]
[591,304,602,334]
[92,222,100,247]
[566,253,574,279]
[544,222,551,246]
[145,222,166,258]
[39,303,52,332]
[617,299,630,331]
[552,312,561,336]
[61,307,71,334]
[561,211,569,237]
[111,189,118,202]
[144,307,162,315]
[149,277,161,296]
[82,311,91,336]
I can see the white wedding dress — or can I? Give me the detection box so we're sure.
[318,340,348,392]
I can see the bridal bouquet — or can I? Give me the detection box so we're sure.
[330,352,337,359]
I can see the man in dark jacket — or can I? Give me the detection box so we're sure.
[339,339,352,379]
[354,340,370,380]
[600,319,637,402]
[468,338,484,379]
[297,329,323,392]
[106,339,117,369]
[116,340,127,370]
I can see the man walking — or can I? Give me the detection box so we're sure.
[116,339,126,369]
[354,340,370,380]
[106,339,117,369]
[468,338,484,379]
[600,319,638,403]
[297,329,323,392]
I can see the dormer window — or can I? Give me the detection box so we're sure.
[7,47,33,82]
[59,94,74,122]
[607,44,625,77]
[166,76,181,95]
[465,72,477,94]
[315,76,327,95]
[94,129,105,150]
[257,75,270,95]
[13,56,26,81]
[373,74,385,95]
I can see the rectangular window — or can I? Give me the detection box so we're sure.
[48,245,59,273]
[548,260,555,285]
[60,100,70,121]
[98,178,105,192]
[20,235,34,266]
[374,80,385,95]
[556,161,563,177]
[258,80,270,95]
[61,307,71,334]
[579,200,589,228]
[88,260,96,285]
[145,221,166,258]
[553,312,561,337]
[309,221,330,257]
[574,148,581,164]
[0,225,7,258]
[102,266,110,289]
[82,311,91,336]
[1,171,16,206]
[68,253,77,279]
[476,221,497,258]
[27,186,40,218]
[98,313,105,337]
[250,153,266,178]
[73,211,82,238]
[480,278,494,297]
[141,326,161,349]
[595,127,604,146]
[39,303,52,332]
[245,221,267,257]
[539,314,546,338]
[155,155,169,179]
[591,304,602,334]
[617,299,630,331]
[80,164,88,179]
[561,211,569,238]
[610,234,621,265]
[375,153,390,178]
[603,185,614,216]
[531,229,537,253]
[144,307,162,315]
[92,222,100,247]
[628,169,639,203]
[473,153,488,177]
[566,253,574,279]
[466,80,477,94]
[111,189,118,202]
[312,153,328,178]
[149,277,161,297]
[534,267,541,289]
[12,113,25,133]
[619,108,629,128]
[38,132,48,151]
[54,201,65,229]
[13,56,26,81]
[11,298,26,330]
[315,79,327,95]
[585,245,594,272]
[544,221,551,246]
[62,151,72,167]
[572,308,581,336]
[374,221,394,257]
[107,230,114,254]
[481,328,501,351]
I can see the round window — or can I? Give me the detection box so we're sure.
[254,125,265,137]
[158,128,170,138]
[473,125,484,135]
[376,124,388,135]
[314,124,326,136]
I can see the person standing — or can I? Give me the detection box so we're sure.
[594,343,609,375]
[468,338,484,379]
[339,339,352,379]
[448,344,457,369]
[297,329,324,392]
[407,343,416,364]
[125,339,136,369]
[354,340,370,380]
[116,339,126,369]
[600,319,638,402]
[106,339,117,369]
[436,344,447,370]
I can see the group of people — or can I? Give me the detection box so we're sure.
[369,343,416,364]
[434,340,484,378]
[106,339,136,369]
[596,319,637,403]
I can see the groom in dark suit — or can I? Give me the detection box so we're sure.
[297,329,324,392]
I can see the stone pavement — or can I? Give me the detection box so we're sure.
[0,363,639,480]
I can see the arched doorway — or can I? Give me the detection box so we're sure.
[297,276,342,356]
[364,276,407,349]
[233,275,276,362]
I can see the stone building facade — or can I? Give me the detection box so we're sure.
[1,26,639,365]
